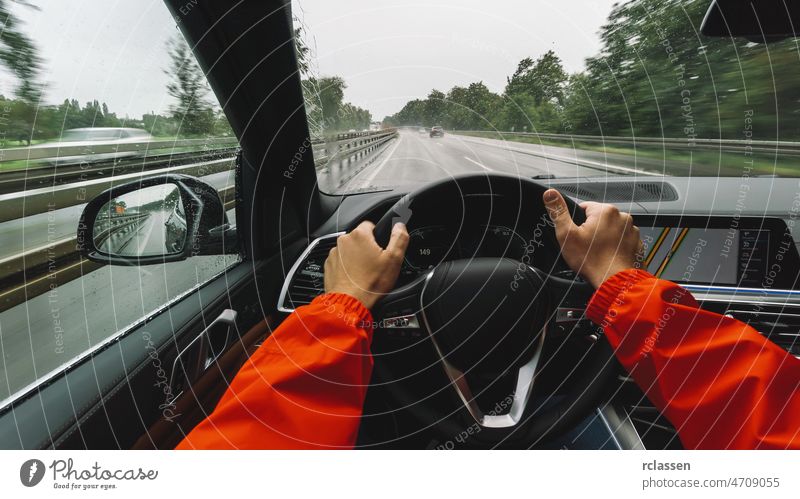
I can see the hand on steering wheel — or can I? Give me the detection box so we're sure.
[543,189,643,288]
[324,221,410,309]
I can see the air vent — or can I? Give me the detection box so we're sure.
[550,182,678,202]
[278,233,343,312]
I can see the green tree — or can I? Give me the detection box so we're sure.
[0,1,43,145]
[504,51,567,106]
[0,0,42,104]
[316,75,346,127]
[165,36,215,136]
[425,89,446,126]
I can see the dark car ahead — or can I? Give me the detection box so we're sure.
[429,126,444,138]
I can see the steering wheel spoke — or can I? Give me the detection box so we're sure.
[545,274,598,340]
[432,324,546,429]
[373,272,428,332]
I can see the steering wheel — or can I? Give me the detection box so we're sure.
[371,173,618,448]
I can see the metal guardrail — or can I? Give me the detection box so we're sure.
[0,156,237,224]
[455,130,800,157]
[0,131,397,219]
[313,129,397,168]
[93,212,151,248]
[0,137,240,163]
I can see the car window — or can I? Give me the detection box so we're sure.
[295,0,800,195]
[0,1,240,404]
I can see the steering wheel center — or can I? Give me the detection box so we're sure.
[415,258,551,428]
[421,258,550,375]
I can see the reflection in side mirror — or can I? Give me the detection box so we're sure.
[93,184,188,258]
[78,174,237,265]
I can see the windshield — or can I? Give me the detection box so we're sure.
[294,0,799,194]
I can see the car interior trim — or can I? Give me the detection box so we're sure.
[277,232,345,313]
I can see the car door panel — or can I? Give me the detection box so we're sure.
[0,262,258,449]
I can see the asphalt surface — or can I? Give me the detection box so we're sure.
[0,131,635,403]
[331,129,641,192]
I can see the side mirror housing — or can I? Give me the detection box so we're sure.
[77,174,237,265]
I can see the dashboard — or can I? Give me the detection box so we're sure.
[396,208,800,290]
[281,178,800,315]
[275,176,800,451]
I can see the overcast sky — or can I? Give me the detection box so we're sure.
[2,0,619,121]
[1,0,177,119]
[292,0,620,119]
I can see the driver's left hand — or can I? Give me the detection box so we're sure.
[324,221,410,309]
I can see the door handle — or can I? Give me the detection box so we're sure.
[169,309,237,401]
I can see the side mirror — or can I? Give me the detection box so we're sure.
[77,174,237,265]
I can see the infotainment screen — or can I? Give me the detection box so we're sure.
[634,216,798,289]
[640,228,760,285]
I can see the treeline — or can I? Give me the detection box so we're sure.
[385,0,800,140]
[0,96,232,146]
[303,76,372,132]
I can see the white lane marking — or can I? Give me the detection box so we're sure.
[458,136,661,176]
[437,142,443,147]
[134,214,158,256]
[463,156,493,172]
[357,133,404,186]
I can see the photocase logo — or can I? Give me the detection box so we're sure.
[20,459,45,487]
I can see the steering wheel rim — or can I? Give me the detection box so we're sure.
[370,173,618,447]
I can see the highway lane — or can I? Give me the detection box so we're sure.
[111,211,175,258]
[339,129,636,192]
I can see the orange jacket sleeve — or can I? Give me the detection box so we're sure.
[176,293,374,449]
[587,269,800,449]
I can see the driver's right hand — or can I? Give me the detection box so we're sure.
[543,189,643,288]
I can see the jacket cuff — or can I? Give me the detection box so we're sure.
[586,269,654,324]
[309,292,374,331]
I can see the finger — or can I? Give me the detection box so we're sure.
[543,189,577,236]
[324,248,335,290]
[352,220,376,237]
[385,222,410,260]
[580,201,606,216]
[350,221,382,249]
[620,214,637,234]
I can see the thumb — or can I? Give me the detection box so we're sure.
[543,189,577,239]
